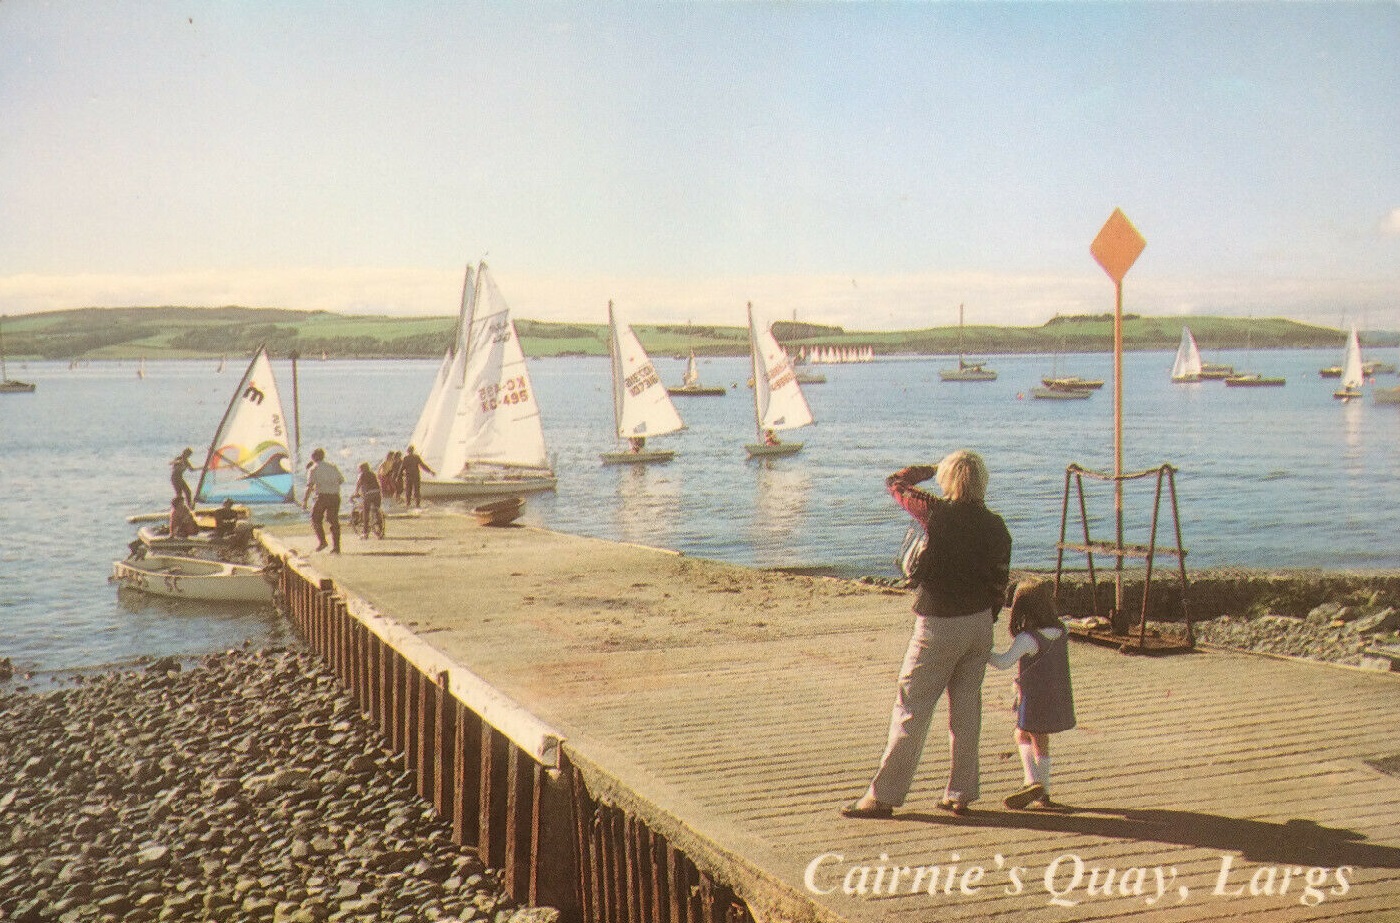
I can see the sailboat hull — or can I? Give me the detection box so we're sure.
[1333,387,1364,400]
[667,385,726,396]
[419,474,557,499]
[1032,386,1092,400]
[745,442,802,458]
[1374,387,1400,405]
[601,449,676,465]
[1,380,36,393]
[939,367,997,382]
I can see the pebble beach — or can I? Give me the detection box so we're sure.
[0,646,556,923]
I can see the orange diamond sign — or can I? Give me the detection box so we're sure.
[1091,208,1146,283]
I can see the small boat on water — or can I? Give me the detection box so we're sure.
[135,521,258,558]
[1375,385,1400,405]
[0,315,35,393]
[940,304,997,382]
[1032,383,1093,400]
[1041,376,1103,390]
[411,262,557,499]
[601,302,684,465]
[1224,373,1286,388]
[1332,327,1365,401]
[111,553,273,603]
[472,496,525,527]
[744,303,814,458]
[667,353,727,396]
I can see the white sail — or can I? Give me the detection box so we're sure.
[682,353,700,387]
[749,303,814,434]
[410,264,476,469]
[196,346,296,504]
[609,302,684,441]
[1340,327,1364,391]
[441,263,549,473]
[1171,327,1203,380]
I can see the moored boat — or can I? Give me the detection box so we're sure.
[111,553,273,603]
[1332,327,1365,401]
[1032,384,1093,400]
[667,352,727,396]
[940,304,997,382]
[0,316,35,393]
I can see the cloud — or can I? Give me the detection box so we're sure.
[1,266,1395,330]
[1380,207,1400,237]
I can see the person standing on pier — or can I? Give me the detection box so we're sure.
[842,450,1011,819]
[988,577,1076,810]
[400,445,434,508]
[301,447,344,553]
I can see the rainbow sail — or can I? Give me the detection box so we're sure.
[195,346,296,504]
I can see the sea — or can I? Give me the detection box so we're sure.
[2,348,1397,675]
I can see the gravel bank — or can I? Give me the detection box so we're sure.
[1182,600,1399,667]
[0,646,558,923]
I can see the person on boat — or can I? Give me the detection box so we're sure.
[842,450,1012,820]
[352,461,383,539]
[168,496,200,539]
[763,429,780,447]
[628,436,646,454]
[301,447,344,554]
[988,577,1076,811]
[209,498,240,538]
[400,445,434,508]
[169,448,199,507]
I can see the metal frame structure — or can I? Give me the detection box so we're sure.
[1053,462,1195,653]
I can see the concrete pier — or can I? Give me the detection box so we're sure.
[264,512,1400,923]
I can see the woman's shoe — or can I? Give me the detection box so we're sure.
[840,799,893,819]
[935,798,969,816]
[1003,783,1047,810]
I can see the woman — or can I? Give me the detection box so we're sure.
[842,449,1012,819]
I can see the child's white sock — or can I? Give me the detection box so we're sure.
[1034,754,1052,792]
[1018,742,1038,787]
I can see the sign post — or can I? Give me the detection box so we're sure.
[1090,208,1146,616]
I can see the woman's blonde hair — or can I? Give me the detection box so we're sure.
[936,449,988,503]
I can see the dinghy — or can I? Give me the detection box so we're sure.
[1332,327,1365,401]
[413,262,557,499]
[472,496,525,527]
[667,352,726,396]
[744,303,814,458]
[111,553,273,603]
[601,302,685,465]
[195,345,299,506]
[1170,327,1205,383]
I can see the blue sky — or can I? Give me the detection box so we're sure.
[2,2,1396,330]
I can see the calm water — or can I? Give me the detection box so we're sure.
[2,348,1397,673]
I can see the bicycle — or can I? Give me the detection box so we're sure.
[349,494,386,539]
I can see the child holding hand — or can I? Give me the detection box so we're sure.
[989,578,1076,809]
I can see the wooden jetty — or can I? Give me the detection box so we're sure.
[263,514,1400,923]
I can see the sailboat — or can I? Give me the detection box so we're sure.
[667,352,726,397]
[1223,323,1285,387]
[415,261,557,499]
[1332,327,1365,401]
[1039,336,1101,395]
[0,315,36,393]
[136,358,147,380]
[745,302,814,458]
[1170,327,1204,383]
[601,302,685,465]
[195,345,299,505]
[939,303,996,381]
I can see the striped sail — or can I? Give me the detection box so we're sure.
[195,346,295,504]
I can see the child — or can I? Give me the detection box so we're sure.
[988,578,1076,809]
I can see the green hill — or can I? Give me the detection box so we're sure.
[1,306,1381,361]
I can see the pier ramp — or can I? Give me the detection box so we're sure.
[264,512,1400,923]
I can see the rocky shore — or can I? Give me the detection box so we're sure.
[0,646,557,923]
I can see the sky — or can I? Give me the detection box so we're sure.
[2,1,1396,331]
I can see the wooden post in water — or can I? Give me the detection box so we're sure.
[1090,209,1145,616]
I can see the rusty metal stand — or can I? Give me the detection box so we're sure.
[1053,462,1195,654]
